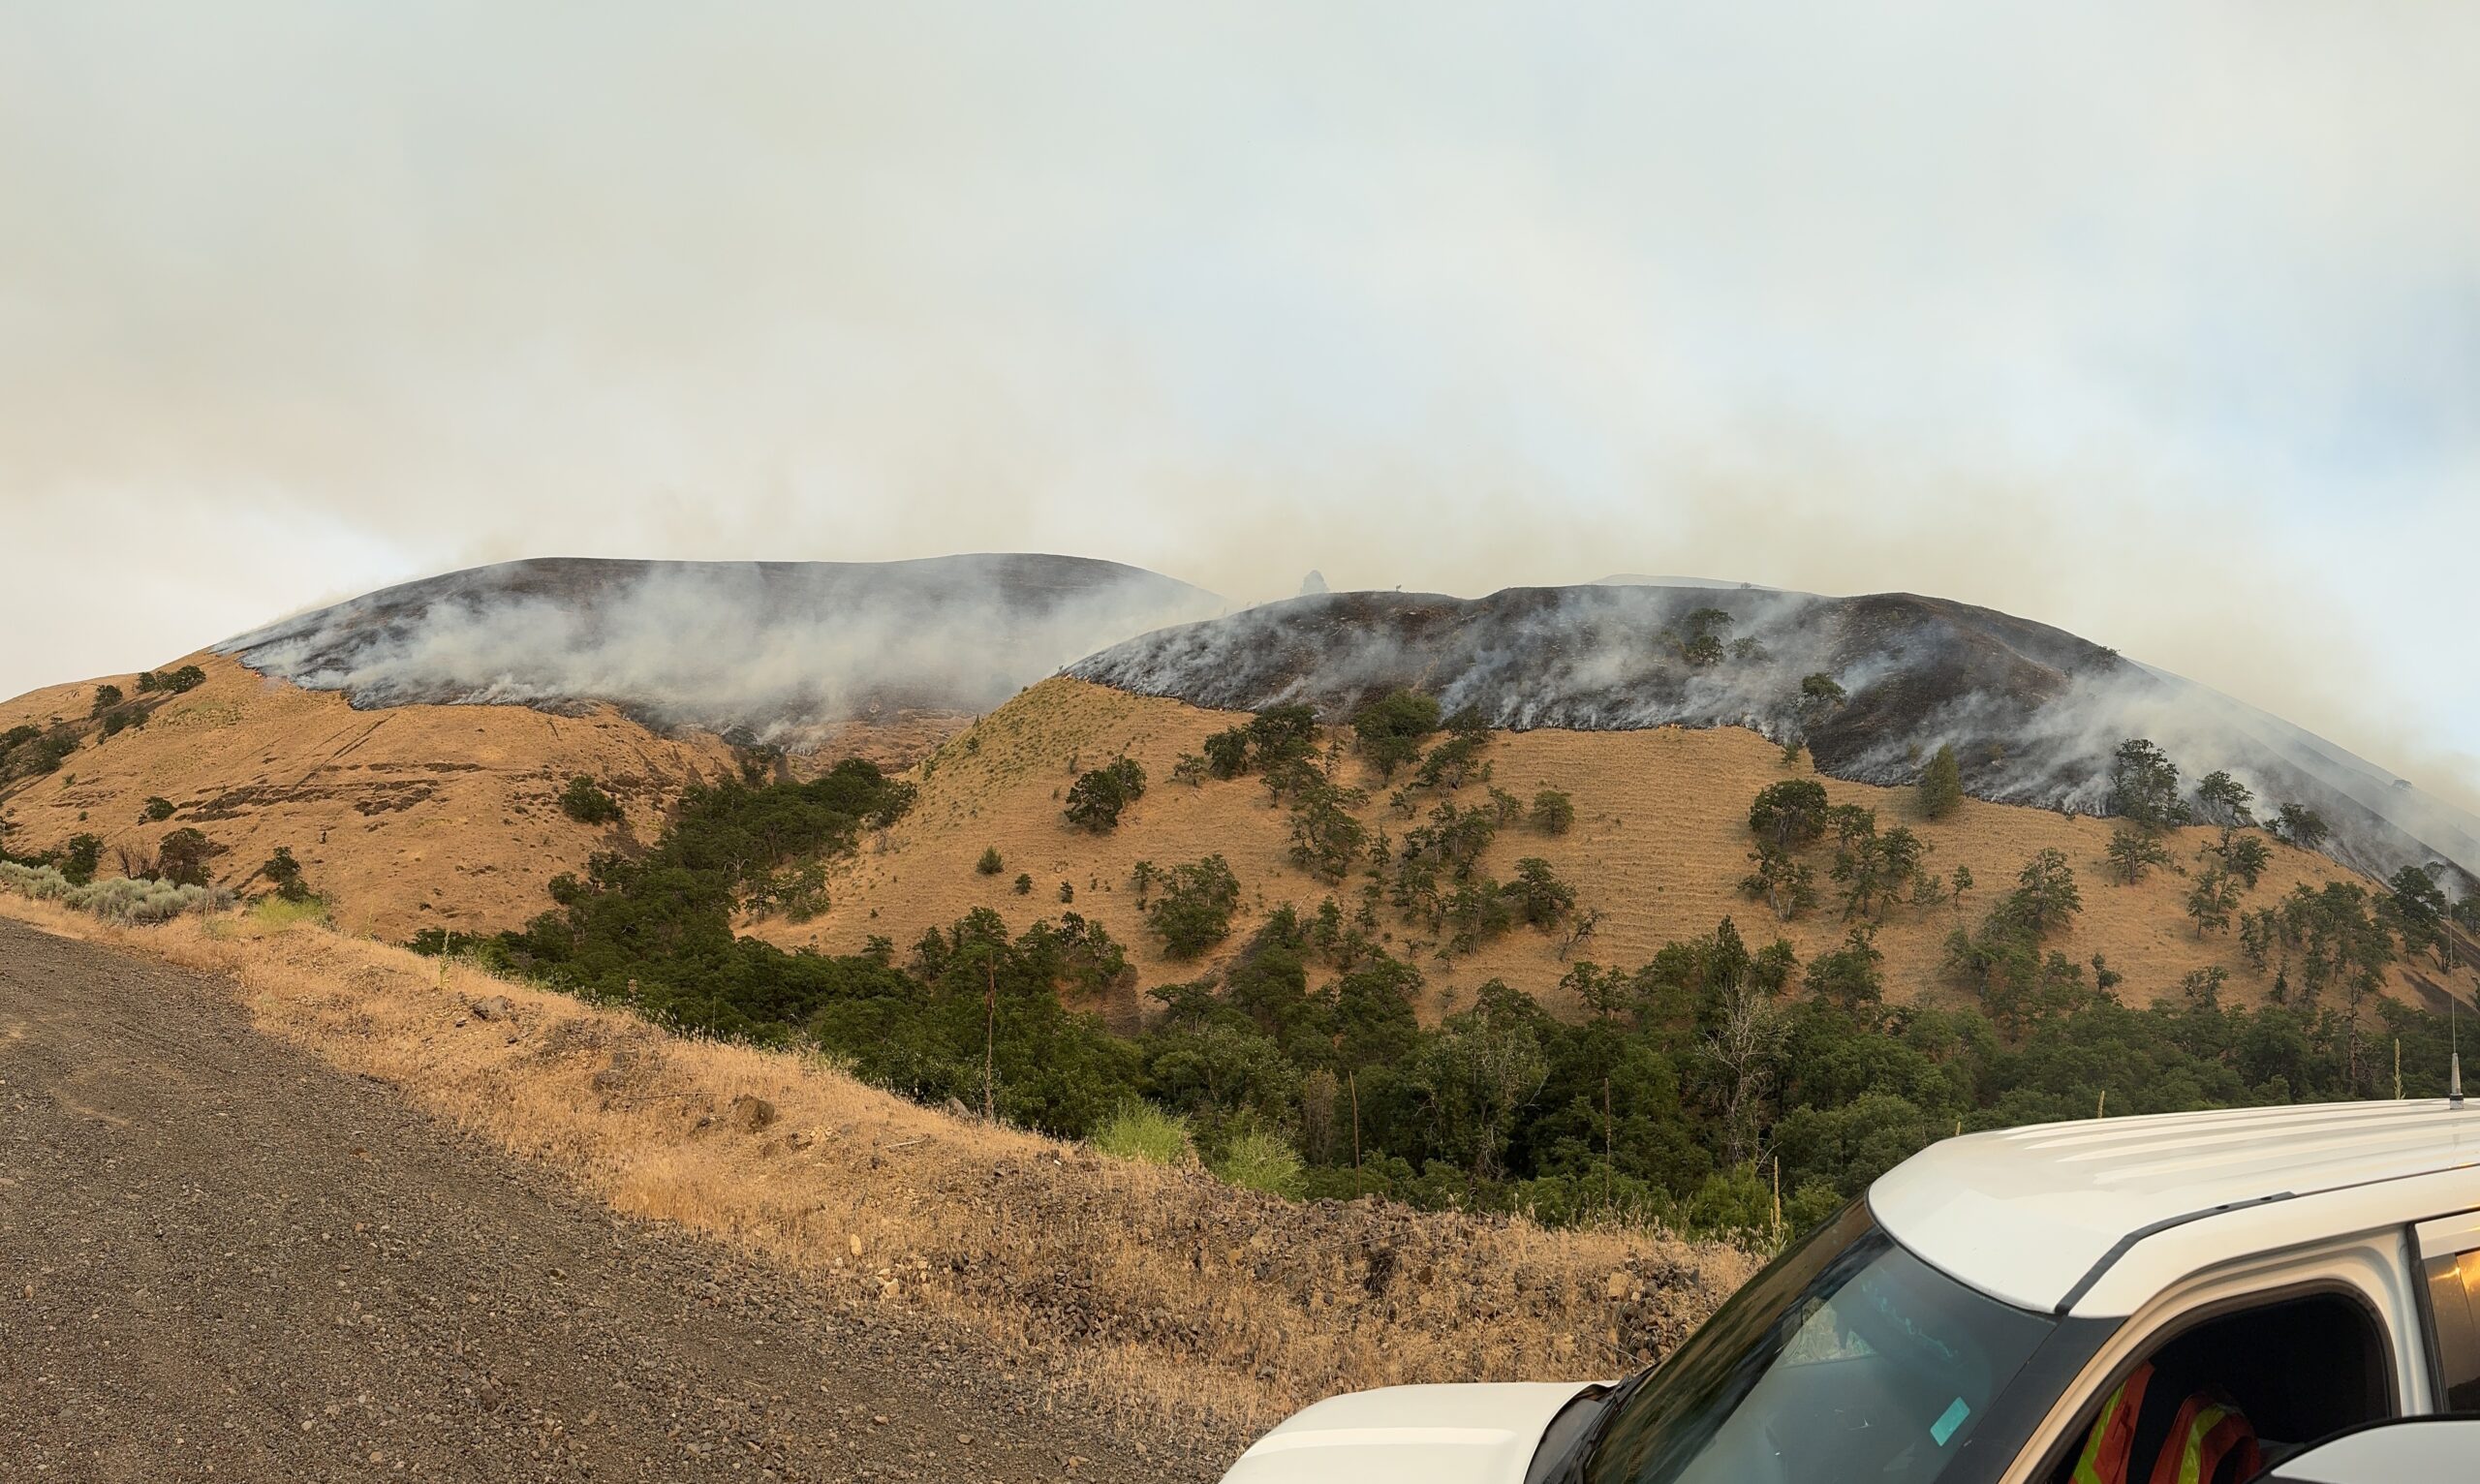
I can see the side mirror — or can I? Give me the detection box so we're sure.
[2252,1416,2480,1483]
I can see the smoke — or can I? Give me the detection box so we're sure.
[4,4,2477,813]
[218,555,1224,747]
[1072,583,2480,882]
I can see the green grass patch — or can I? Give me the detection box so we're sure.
[246,894,330,931]
[1211,1127,1305,1198]
[1090,1103,1194,1166]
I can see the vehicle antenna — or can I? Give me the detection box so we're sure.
[2453,991,2464,1110]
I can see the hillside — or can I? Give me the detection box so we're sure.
[0,653,748,939]
[222,553,1224,749]
[0,553,1224,939]
[1072,585,2480,886]
[760,677,2465,1016]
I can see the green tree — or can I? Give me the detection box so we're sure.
[2271,804,2331,850]
[2185,867,2239,938]
[259,846,314,903]
[2109,738,2187,831]
[1351,691,1442,779]
[2384,865,2450,962]
[59,833,105,886]
[1805,927,1885,1010]
[157,827,216,887]
[976,846,1005,876]
[1064,757,1147,832]
[1740,846,1819,921]
[1680,608,1732,668]
[1505,858,1576,928]
[1201,728,1252,779]
[2106,826,2173,884]
[559,775,623,825]
[1798,672,1847,710]
[1148,855,1242,958]
[1917,744,1964,820]
[1531,788,1575,836]
[2217,834,2273,889]
[1748,779,1831,852]
[2194,770,2256,831]
[1286,777,1369,882]
[141,796,174,822]
[90,684,124,717]
[1013,872,1033,895]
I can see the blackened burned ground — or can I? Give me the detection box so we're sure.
[0,918,1232,1482]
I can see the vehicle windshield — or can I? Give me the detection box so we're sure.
[1585,1202,2054,1484]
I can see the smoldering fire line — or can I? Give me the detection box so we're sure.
[215,553,1225,750]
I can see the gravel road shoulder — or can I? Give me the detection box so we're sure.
[0,915,1229,1482]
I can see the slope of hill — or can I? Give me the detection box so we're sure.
[220,553,1224,749]
[761,678,2461,1015]
[1071,585,2479,885]
[0,653,742,938]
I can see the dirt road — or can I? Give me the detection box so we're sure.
[0,917,1228,1482]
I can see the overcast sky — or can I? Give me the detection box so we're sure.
[4,2,2475,803]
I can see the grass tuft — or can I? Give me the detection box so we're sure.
[1089,1102,1194,1166]
[1211,1127,1305,1198]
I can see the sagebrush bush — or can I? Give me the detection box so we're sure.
[0,861,230,923]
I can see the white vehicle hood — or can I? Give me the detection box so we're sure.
[1220,1381,1600,1484]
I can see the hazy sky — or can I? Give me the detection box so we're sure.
[4,3,2475,803]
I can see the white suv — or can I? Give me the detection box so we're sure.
[1220,1098,2480,1483]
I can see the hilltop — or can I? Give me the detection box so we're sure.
[223,552,1224,749]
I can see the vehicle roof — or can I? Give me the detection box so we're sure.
[1869,1099,2480,1316]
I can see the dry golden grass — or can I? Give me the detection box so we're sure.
[0,655,965,943]
[0,893,1752,1433]
[764,678,2447,1015]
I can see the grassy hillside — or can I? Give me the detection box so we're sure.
[763,677,2464,1015]
[0,655,957,940]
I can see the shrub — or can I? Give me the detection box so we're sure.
[91,684,125,716]
[1091,1103,1194,1165]
[259,846,313,903]
[1013,872,1033,895]
[1147,854,1241,958]
[141,796,175,822]
[1064,757,1147,832]
[1352,691,1442,779]
[156,665,206,696]
[559,775,623,825]
[1213,1127,1306,1198]
[1531,788,1575,836]
[976,846,1005,876]
[49,832,106,886]
[0,861,228,923]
